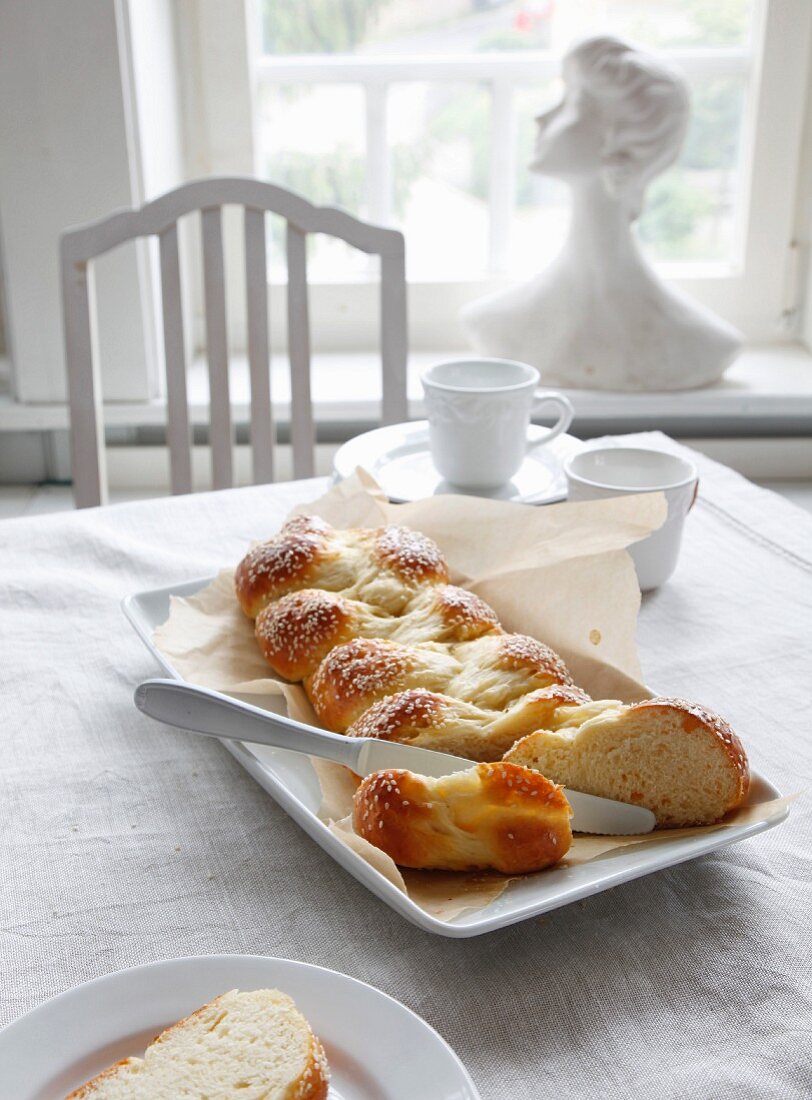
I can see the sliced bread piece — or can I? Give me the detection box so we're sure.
[504,697,750,827]
[67,988,329,1100]
[354,762,572,873]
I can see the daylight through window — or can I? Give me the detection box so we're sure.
[255,0,755,284]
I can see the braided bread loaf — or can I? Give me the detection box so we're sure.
[236,517,750,859]
[238,517,575,734]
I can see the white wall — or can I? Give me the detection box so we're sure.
[0,0,159,403]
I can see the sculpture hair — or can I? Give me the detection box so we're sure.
[565,35,690,220]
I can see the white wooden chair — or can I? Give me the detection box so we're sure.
[60,177,408,508]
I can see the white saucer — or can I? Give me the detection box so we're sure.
[334,420,582,504]
[0,955,480,1100]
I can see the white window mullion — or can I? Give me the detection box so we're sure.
[365,80,390,226]
[488,79,517,277]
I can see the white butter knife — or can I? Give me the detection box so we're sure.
[134,679,655,835]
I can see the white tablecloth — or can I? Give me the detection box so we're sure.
[1,433,810,1099]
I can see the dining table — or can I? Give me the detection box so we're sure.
[1,430,810,1099]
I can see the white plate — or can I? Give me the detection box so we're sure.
[0,955,479,1100]
[333,419,583,504]
[121,580,789,939]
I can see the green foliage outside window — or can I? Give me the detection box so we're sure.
[263,0,384,54]
[637,174,714,257]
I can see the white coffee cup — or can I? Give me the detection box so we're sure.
[564,446,698,591]
[421,358,574,490]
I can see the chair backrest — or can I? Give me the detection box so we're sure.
[60,177,408,508]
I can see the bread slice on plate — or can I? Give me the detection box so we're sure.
[504,697,750,828]
[67,988,329,1100]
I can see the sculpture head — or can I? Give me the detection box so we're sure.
[531,35,690,220]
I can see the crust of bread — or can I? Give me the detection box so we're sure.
[504,696,750,827]
[235,518,450,620]
[66,989,329,1100]
[235,515,334,618]
[68,1059,138,1098]
[307,638,460,732]
[353,763,572,873]
[372,525,449,587]
[255,589,363,681]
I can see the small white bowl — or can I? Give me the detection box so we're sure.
[565,447,698,591]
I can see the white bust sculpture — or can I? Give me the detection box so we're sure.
[462,36,742,391]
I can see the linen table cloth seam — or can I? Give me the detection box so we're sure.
[695,496,812,574]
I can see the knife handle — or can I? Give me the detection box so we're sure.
[134,678,358,770]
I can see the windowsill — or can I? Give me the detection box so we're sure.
[1,342,811,436]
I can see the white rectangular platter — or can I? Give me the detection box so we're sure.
[123,577,789,938]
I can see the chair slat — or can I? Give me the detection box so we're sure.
[286,224,315,479]
[244,208,274,483]
[201,206,233,489]
[380,244,409,425]
[158,225,193,495]
[61,254,107,507]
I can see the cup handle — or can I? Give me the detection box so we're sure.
[528,391,575,450]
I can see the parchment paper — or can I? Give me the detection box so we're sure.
[153,471,791,921]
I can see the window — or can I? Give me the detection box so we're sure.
[252,0,811,346]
